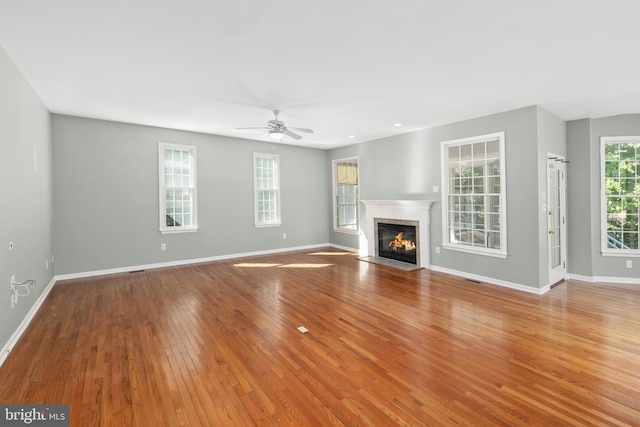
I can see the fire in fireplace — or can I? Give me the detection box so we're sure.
[375,219,419,265]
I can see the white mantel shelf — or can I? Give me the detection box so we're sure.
[360,200,436,269]
[361,199,435,211]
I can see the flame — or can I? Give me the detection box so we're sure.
[388,232,416,251]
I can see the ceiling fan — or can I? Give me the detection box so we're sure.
[237,110,314,140]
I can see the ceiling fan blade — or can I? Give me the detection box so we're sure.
[284,129,302,140]
[288,127,314,134]
[236,126,270,132]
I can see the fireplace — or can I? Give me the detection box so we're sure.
[375,219,419,265]
[360,200,435,269]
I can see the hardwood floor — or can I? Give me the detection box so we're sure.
[1,248,639,426]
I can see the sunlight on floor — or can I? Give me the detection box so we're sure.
[233,263,333,268]
[278,263,332,268]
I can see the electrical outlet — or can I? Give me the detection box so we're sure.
[161,243,166,251]
[626,260,633,269]
[9,241,13,250]
[435,246,440,254]
[282,233,287,240]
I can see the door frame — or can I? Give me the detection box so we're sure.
[546,153,567,286]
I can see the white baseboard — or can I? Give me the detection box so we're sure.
[594,276,640,284]
[566,273,595,283]
[54,243,357,281]
[429,265,550,295]
[0,277,57,368]
[567,274,639,285]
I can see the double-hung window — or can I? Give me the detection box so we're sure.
[254,153,281,227]
[333,157,359,232]
[159,143,197,233]
[441,132,507,257]
[601,136,640,255]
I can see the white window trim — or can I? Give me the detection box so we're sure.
[332,156,360,234]
[159,142,198,234]
[600,136,640,257]
[440,131,508,258]
[253,152,281,227]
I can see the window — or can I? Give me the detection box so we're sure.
[441,132,507,257]
[254,153,281,227]
[159,143,197,233]
[601,136,640,255]
[333,157,359,232]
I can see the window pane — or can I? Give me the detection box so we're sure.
[448,146,460,162]
[620,144,636,161]
[605,161,619,178]
[460,144,472,161]
[486,139,500,158]
[488,232,500,249]
[485,175,498,194]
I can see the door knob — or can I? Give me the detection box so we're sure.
[548,230,555,235]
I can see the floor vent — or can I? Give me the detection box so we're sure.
[465,278,481,284]
[129,270,146,274]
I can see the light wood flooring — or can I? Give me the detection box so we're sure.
[1,247,639,426]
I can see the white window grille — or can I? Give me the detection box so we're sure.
[333,157,359,232]
[601,136,640,255]
[159,143,197,233]
[441,132,507,257]
[254,153,281,227]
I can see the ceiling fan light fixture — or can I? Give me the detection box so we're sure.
[269,130,284,139]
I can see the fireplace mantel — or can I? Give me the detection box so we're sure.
[360,200,436,268]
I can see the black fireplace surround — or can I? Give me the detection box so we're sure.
[376,219,419,265]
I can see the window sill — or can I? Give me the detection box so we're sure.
[601,249,640,257]
[160,227,198,235]
[443,243,507,259]
[255,222,281,228]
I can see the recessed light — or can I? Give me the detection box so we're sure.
[394,123,403,127]
[348,135,356,138]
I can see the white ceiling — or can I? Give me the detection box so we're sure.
[1,0,639,149]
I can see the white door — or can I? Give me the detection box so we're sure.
[547,156,567,286]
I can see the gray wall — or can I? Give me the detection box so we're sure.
[536,107,567,286]
[0,45,54,351]
[566,119,594,277]
[567,114,640,279]
[52,115,329,275]
[329,106,566,290]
